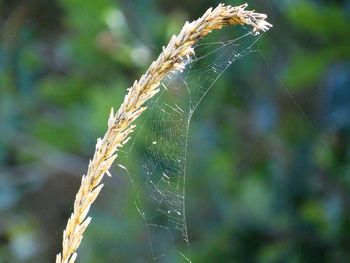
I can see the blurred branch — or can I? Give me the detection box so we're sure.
[1,4,30,48]
[0,126,86,176]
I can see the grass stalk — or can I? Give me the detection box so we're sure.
[55,3,272,262]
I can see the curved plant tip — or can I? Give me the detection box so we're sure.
[55,3,272,263]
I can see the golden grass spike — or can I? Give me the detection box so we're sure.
[56,4,272,263]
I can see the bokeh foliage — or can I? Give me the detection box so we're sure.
[1,0,350,262]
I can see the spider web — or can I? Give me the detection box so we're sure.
[76,17,349,263]
[106,26,264,262]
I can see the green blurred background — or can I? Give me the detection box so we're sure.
[1,0,350,262]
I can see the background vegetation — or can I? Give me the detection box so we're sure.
[1,0,350,262]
